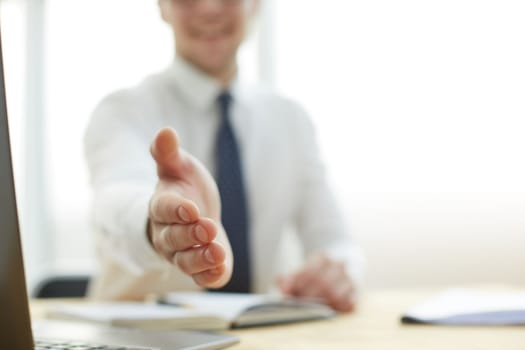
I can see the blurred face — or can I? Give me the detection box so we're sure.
[159,0,258,80]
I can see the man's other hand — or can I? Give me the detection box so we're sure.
[278,254,357,312]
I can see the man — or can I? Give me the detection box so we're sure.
[84,0,363,312]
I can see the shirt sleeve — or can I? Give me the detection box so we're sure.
[84,91,166,274]
[289,103,365,288]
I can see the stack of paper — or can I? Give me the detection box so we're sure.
[402,289,525,325]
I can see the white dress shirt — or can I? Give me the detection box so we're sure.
[84,57,364,300]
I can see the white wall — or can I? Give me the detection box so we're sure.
[345,192,525,289]
[274,0,525,289]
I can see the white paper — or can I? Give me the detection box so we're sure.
[403,289,525,325]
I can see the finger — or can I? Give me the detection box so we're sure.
[152,218,218,255]
[174,241,226,275]
[277,275,296,295]
[329,281,356,312]
[193,264,229,288]
[149,192,199,224]
[306,260,356,312]
[317,262,350,302]
[289,254,330,295]
[294,261,343,299]
[150,127,186,178]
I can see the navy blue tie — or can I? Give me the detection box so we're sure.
[215,91,251,293]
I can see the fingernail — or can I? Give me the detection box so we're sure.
[194,225,208,243]
[178,206,191,222]
[204,247,216,264]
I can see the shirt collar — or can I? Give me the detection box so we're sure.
[167,56,241,111]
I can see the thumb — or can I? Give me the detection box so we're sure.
[150,127,184,178]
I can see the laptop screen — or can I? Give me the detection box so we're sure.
[0,27,35,349]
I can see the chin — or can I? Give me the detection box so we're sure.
[194,48,236,74]
[199,58,234,76]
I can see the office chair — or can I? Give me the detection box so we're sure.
[33,275,90,298]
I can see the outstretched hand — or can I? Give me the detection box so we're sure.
[148,127,232,288]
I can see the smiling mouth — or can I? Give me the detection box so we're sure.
[199,33,227,41]
[191,24,233,41]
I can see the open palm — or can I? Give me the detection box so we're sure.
[148,128,233,288]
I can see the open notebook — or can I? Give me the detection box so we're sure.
[401,289,525,325]
[47,292,335,331]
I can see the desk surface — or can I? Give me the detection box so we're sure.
[32,288,525,350]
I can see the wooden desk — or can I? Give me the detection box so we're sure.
[32,289,525,350]
[227,289,524,350]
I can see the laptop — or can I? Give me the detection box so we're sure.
[0,28,239,350]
